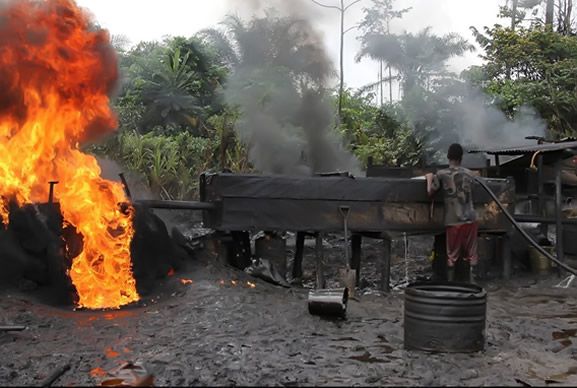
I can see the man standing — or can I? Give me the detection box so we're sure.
[426,143,479,283]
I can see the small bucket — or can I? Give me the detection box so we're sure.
[528,245,555,274]
[308,288,349,319]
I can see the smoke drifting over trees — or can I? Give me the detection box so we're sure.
[207,2,360,175]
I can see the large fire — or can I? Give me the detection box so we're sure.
[0,0,139,309]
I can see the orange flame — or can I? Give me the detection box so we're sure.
[180,278,193,285]
[0,0,138,309]
[90,367,108,378]
[105,347,120,359]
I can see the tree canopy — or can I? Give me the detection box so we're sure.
[90,1,577,200]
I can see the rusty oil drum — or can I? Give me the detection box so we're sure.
[404,282,487,353]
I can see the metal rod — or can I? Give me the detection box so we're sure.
[351,235,362,286]
[48,181,59,204]
[134,200,216,211]
[0,325,26,332]
[118,173,132,200]
[339,206,351,266]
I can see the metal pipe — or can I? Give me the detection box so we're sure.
[48,181,58,203]
[308,288,348,318]
[134,200,216,211]
[0,325,26,332]
[118,173,132,200]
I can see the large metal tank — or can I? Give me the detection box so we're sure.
[404,283,487,353]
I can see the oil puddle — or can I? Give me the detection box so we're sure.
[349,351,388,364]
[333,337,359,342]
[376,335,395,353]
[551,328,577,353]
[552,329,577,340]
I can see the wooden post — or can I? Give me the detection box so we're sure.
[315,233,326,289]
[380,236,392,292]
[433,233,448,281]
[538,155,547,237]
[502,233,512,280]
[292,232,305,280]
[351,234,362,286]
[555,160,564,276]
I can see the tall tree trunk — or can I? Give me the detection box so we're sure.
[379,60,383,106]
[338,0,345,121]
[385,18,393,104]
[388,65,393,104]
[511,0,518,30]
[565,0,573,34]
[506,0,518,80]
[546,0,555,31]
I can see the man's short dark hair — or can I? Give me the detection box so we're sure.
[447,143,464,162]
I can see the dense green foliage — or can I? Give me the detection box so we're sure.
[471,25,577,137]
[91,1,577,200]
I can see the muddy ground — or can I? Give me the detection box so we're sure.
[1,226,577,387]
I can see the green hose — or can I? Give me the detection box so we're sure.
[473,176,577,276]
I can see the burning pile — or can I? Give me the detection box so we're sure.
[0,0,138,309]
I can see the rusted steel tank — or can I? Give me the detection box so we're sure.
[404,282,487,353]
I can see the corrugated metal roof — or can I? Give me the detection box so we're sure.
[469,141,577,155]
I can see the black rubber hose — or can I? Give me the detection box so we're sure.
[473,176,577,276]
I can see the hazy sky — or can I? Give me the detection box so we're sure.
[76,0,506,91]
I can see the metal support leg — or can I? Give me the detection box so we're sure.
[555,161,564,277]
[380,237,392,292]
[230,231,252,270]
[502,234,511,280]
[315,233,326,289]
[351,234,362,286]
[433,233,447,282]
[292,232,305,280]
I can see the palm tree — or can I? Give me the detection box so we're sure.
[198,14,333,88]
[356,28,474,98]
[138,48,201,133]
[357,0,411,105]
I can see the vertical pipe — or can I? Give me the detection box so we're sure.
[351,234,362,286]
[380,237,391,292]
[555,160,564,276]
[48,181,59,204]
[292,232,305,280]
[316,233,326,289]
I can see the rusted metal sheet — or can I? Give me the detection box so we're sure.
[201,173,515,234]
